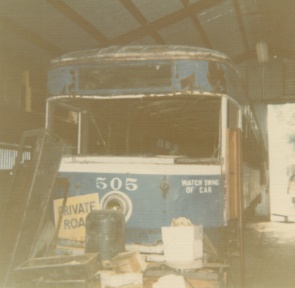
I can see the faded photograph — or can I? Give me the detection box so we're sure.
[0,1,294,287]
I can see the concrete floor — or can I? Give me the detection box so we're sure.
[239,221,295,288]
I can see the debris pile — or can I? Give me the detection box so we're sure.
[11,216,227,287]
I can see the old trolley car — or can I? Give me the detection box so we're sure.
[46,46,265,256]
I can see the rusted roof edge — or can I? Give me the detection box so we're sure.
[51,45,231,64]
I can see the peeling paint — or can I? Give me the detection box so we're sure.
[51,45,232,66]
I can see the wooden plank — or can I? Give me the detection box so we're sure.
[226,129,242,220]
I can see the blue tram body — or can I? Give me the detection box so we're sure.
[55,157,225,244]
[48,54,245,105]
[46,46,264,250]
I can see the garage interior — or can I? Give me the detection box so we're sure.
[0,1,295,287]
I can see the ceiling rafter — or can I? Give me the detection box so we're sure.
[46,0,109,45]
[0,14,63,56]
[119,0,165,44]
[232,0,249,51]
[181,0,212,48]
[110,0,225,45]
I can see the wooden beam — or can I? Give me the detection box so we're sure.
[181,0,212,48]
[120,0,165,44]
[232,0,249,51]
[46,0,109,45]
[111,0,225,45]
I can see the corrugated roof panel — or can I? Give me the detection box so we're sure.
[238,0,260,15]
[240,0,295,54]
[158,18,204,47]
[134,0,183,23]
[280,25,295,51]
[0,0,99,52]
[241,15,279,53]
[197,1,245,57]
[240,15,262,50]
[188,0,203,4]
[277,6,295,51]
[63,0,140,39]
[238,0,263,49]
[284,61,295,96]
[248,59,283,100]
[128,35,157,46]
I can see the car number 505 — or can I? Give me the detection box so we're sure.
[96,177,138,191]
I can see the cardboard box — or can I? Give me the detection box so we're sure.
[100,272,143,288]
[161,226,203,262]
[113,251,147,273]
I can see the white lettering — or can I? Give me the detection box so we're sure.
[96,177,107,189]
[186,187,194,193]
[199,186,212,193]
[125,178,138,191]
[182,180,191,186]
[181,179,203,186]
[96,177,138,191]
[110,177,123,190]
[204,179,219,186]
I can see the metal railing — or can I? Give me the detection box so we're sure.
[0,142,31,170]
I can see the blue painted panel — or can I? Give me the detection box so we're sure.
[47,59,243,99]
[48,61,176,97]
[175,60,212,92]
[53,171,225,244]
[47,66,78,96]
